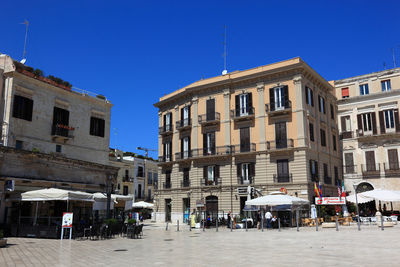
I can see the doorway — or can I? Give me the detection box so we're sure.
[165,199,171,222]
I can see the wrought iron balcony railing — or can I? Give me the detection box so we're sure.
[159,124,173,135]
[273,173,293,183]
[231,143,256,154]
[176,118,191,130]
[266,100,292,114]
[198,112,220,125]
[237,176,254,185]
[266,139,294,150]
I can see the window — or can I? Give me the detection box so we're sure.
[165,170,171,188]
[125,170,129,178]
[388,149,399,170]
[341,116,351,132]
[148,172,153,185]
[203,132,215,155]
[341,87,349,98]
[365,151,376,171]
[277,159,290,182]
[361,113,372,132]
[240,93,249,115]
[381,80,391,92]
[309,160,319,181]
[90,117,105,137]
[164,112,172,131]
[323,163,331,184]
[360,84,369,95]
[306,87,314,106]
[320,129,326,147]
[137,166,144,177]
[153,173,158,188]
[181,136,190,158]
[330,104,335,120]
[237,163,254,184]
[15,140,23,150]
[344,153,355,173]
[206,99,216,121]
[269,86,288,111]
[318,95,326,114]
[123,186,128,196]
[183,168,190,187]
[384,110,395,129]
[181,106,190,126]
[203,165,219,185]
[240,127,251,152]
[56,144,62,153]
[274,87,285,110]
[147,189,151,200]
[333,135,337,151]
[309,123,314,142]
[207,166,214,181]
[334,166,339,185]
[164,141,172,162]
[12,95,33,121]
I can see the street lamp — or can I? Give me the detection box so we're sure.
[352,183,361,231]
[106,175,114,219]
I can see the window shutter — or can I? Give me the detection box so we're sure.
[210,132,216,153]
[188,136,191,152]
[163,143,166,157]
[323,98,326,114]
[371,112,377,135]
[206,99,215,120]
[235,95,240,116]
[379,111,385,134]
[310,89,314,107]
[214,165,220,178]
[341,116,346,132]
[169,141,172,159]
[318,96,321,112]
[181,138,184,154]
[203,133,207,151]
[237,164,241,177]
[357,114,363,136]
[188,105,191,121]
[315,162,319,178]
[395,109,400,133]
[248,93,253,109]
[163,114,166,127]
[269,88,274,110]
[181,108,184,122]
[283,85,289,107]
[203,166,207,179]
[250,163,255,177]
[305,87,309,105]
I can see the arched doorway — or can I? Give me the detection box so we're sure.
[355,182,375,216]
[205,196,218,223]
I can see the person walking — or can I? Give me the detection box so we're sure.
[265,210,272,229]
[227,211,232,228]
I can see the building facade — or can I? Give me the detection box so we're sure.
[109,149,158,202]
[335,67,400,209]
[154,58,342,223]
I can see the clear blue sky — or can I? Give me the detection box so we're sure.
[1,1,400,158]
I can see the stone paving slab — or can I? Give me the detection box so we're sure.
[0,224,399,267]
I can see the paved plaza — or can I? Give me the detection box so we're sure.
[0,223,399,267]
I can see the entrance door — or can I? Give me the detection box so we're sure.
[205,196,218,221]
[165,199,171,222]
[183,198,190,223]
[275,122,287,149]
[240,127,250,152]
[206,99,215,121]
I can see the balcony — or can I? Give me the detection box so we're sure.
[324,176,332,185]
[159,124,173,135]
[265,100,292,116]
[384,162,400,177]
[202,178,221,186]
[158,155,172,163]
[361,163,381,178]
[191,146,233,158]
[231,143,256,154]
[176,119,191,131]
[273,173,293,183]
[356,128,400,141]
[163,182,172,189]
[198,112,220,126]
[122,176,133,182]
[343,165,357,175]
[238,176,253,185]
[175,151,191,161]
[340,131,353,140]
[266,139,294,151]
[51,124,74,141]
[231,107,255,121]
[181,180,190,188]
[310,173,319,182]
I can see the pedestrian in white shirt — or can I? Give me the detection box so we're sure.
[265,210,272,229]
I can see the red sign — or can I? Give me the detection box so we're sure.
[315,197,346,205]
[62,212,73,228]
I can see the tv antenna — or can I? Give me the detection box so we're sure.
[392,47,397,68]
[136,147,157,158]
[20,20,29,64]
[222,25,227,75]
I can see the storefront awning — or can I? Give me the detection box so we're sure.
[21,188,94,202]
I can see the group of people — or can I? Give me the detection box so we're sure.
[257,210,278,229]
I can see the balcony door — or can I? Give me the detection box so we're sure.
[181,136,190,158]
[182,106,190,126]
[388,149,399,170]
[206,99,215,121]
[240,127,250,152]
[365,151,376,171]
[53,107,70,136]
[275,122,287,149]
[203,132,215,155]
[164,113,172,131]
[270,86,288,111]
[277,159,289,182]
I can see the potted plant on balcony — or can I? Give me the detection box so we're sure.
[0,229,7,247]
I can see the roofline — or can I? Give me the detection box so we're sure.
[335,67,400,85]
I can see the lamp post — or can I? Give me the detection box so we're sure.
[352,184,361,231]
[106,175,114,219]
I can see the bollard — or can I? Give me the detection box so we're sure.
[381,215,384,231]
[278,218,281,232]
[245,218,248,232]
[335,216,339,231]
[189,220,192,231]
[230,220,233,232]
[296,210,299,232]
[166,222,168,231]
[315,218,318,232]
[216,216,218,232]
[177,220,179,232]
[261,215,264,232]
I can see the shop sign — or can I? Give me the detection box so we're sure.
[196,199,204,208]
[315,197,346,205]
[62,212,73,228]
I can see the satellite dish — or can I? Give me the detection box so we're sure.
[222,69,228,75]
[20,58,26,64]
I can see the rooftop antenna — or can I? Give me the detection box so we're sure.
[392,47,397,68]
[20,20,29,64]
[222,25,227,75]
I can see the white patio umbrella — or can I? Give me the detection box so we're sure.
[132,201,154,209]
[245,191,309,206]
[360,189,400,202]
[346,194,374,204]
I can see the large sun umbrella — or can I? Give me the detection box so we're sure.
[346,193,374,204]
[245,191,309,206]
[360,189,400,202]
[21,188,94,202]
[132,201,154,209]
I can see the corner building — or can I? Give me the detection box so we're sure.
[154,58,341,222]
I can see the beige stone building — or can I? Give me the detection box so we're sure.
[109,149,158,202]
[154,58,342,223]
[335,67,400,210]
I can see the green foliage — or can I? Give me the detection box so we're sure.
[33,69,44,77]
[347,203,356,213]
[127,219,136,225]
[105,218,118,226]
[96,94,106,100]
[32,147,40,153]
[25,66,34,73]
